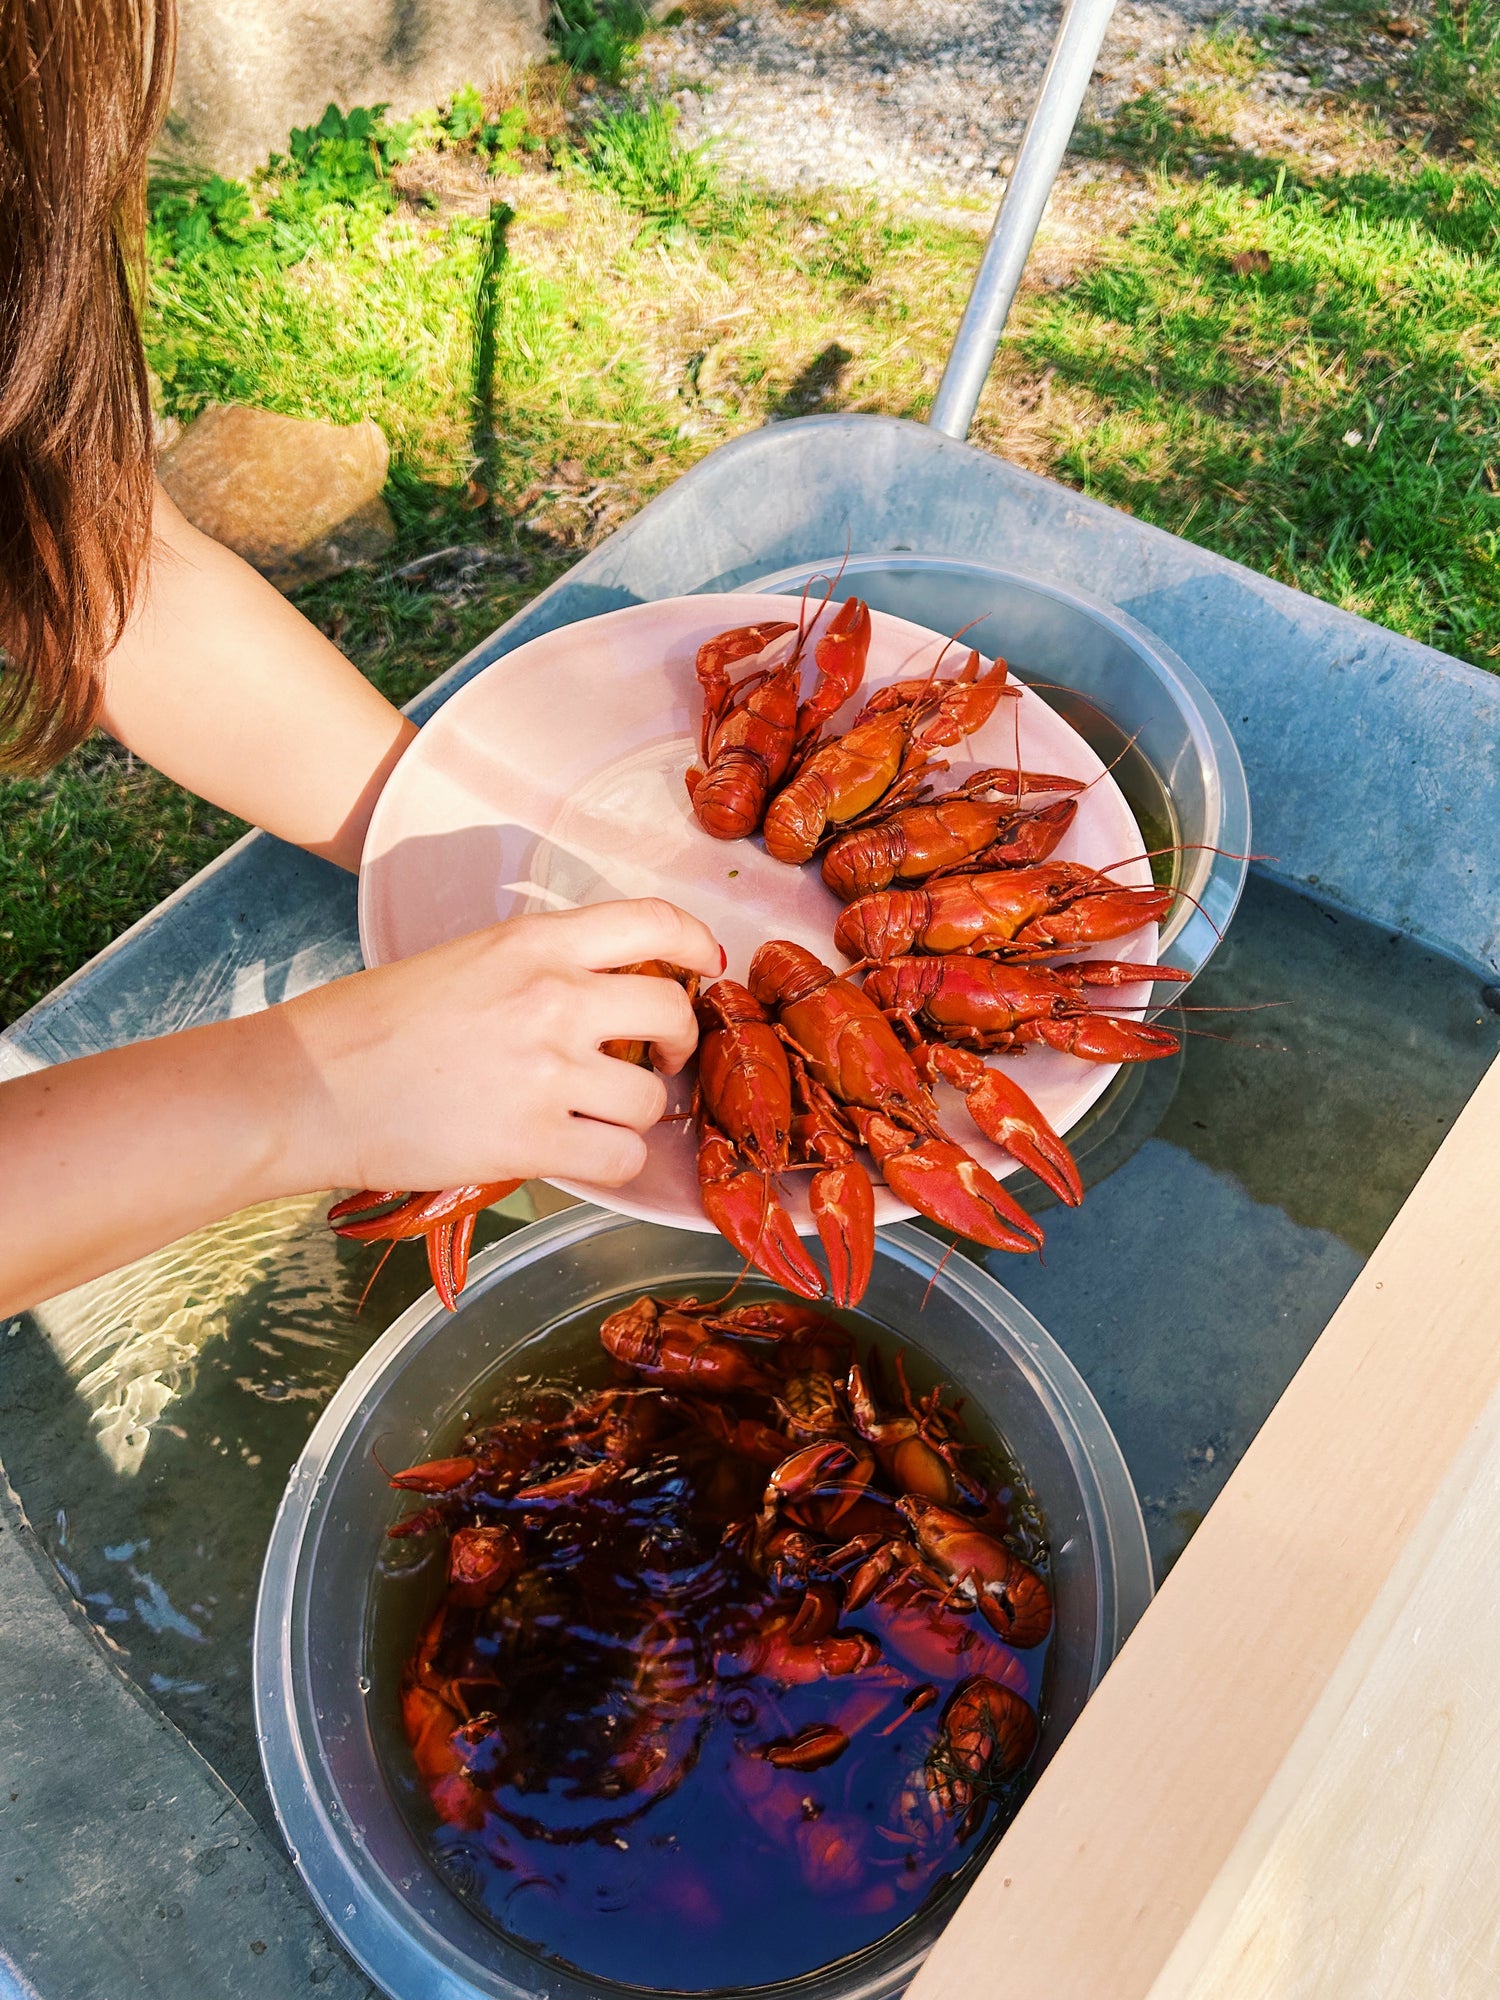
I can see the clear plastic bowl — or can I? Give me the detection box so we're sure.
[748,554,1251,987]
[254,1208,1152,2000]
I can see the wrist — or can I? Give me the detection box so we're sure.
[233,995,349,1198]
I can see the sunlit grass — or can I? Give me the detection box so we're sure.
[1022,169,1500,659]
[5,9,1498,1023]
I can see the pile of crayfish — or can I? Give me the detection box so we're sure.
[327,600,1190,1313]
[675,595,1190,1300]
[386,1295,1049,1989]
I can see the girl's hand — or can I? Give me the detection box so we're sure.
[282,899,724,1195]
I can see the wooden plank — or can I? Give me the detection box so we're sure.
[1152,1373,1500,1998]
[907,1053,1500,2000]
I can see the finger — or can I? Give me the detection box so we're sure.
[538,898,724,980]
[549,1117,650,1188]
[587,975,699,1072]
[576,1052,670,1132]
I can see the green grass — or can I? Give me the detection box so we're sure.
[3,7,1499,1024]
[1021,167,1500,658]
[574,100,735,235]
[550,0,654,81]
[1410,0,1500,152]
[0,750,242,1023]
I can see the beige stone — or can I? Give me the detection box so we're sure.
[157,403,396,590]
[162,0,548,178]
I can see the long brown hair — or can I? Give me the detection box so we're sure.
[0,0,175,772]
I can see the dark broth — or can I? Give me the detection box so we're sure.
[373,1298,1051,1992]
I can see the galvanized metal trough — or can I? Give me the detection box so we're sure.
[1,0,1497,1991]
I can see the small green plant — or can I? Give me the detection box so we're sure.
[283,102,411,195]
[576,100,725,234]
[149,103,418,269]
[550,0,651,82]
[267,103,413,255]
[148,169,272,264]
[441,84,535,173]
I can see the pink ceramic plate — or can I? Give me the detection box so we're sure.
[359,593,1162,1233]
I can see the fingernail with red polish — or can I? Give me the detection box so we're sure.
[718,945,728,973]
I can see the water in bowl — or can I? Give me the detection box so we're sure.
[366,1296,1051,1991]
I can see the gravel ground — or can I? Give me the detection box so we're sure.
[639,0,1265,197]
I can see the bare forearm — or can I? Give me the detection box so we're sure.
[0,902,723,1317]
[97,485,416,871]
[0,1009,330,1316]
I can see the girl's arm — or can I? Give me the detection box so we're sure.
[0,901,722,1316]
[97,483,416,871]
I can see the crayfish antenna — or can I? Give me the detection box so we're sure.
[355,1238,401,1315]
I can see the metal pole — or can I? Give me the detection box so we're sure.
[928,0,1118,440]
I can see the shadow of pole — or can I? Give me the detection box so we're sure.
[471,199,515,510]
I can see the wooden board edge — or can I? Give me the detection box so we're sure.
[906,1051,1500,2000]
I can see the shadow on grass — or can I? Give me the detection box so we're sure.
[771,341,855,418]
[472,199,516,507]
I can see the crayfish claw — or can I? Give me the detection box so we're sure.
[697,1134,826,1300]
[1034,1015,1181,1062]
[329,1180,523,1310]
[808,1161,876,1309]
[919,1044,1082,1207]
[855,1112,1043,1257]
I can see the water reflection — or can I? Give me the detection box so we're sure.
[991,1141,1361,1577]
[988,874,1500,1573]
[31,1193,334,1475]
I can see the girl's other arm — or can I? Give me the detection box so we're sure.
[97,483,416,872]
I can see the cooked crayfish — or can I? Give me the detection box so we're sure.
[846,1357,983,1506]
[390,1297,1049,1979]
[926,1674,1039,1821]
[694,979,826,1299]
[762,647,1012,867]
[601,1294,781,1394]
[749,939,1076,1254]
[328,1180,522,1312]
[834,861,1175,964]
[601,959,702,1066]
[598,1295,850,1399]
[686,596,872,840]
[898,1495,1054,1649]
[864,954,1188,1062]
[786,1050,876,1308]
[821,771,1084,902]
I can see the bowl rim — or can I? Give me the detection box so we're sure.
[744,552,1252,983]
[254,1206,1152,2000]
